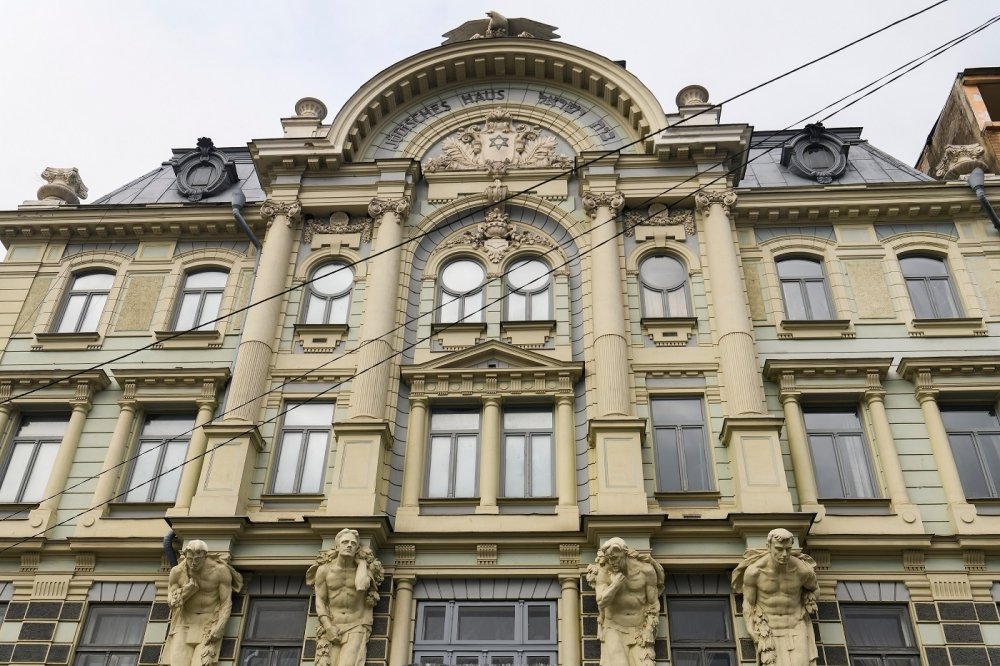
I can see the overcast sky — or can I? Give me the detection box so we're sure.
[0,0,996,212]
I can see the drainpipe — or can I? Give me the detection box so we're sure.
[968,168,1000,233]
[162,529,178,567]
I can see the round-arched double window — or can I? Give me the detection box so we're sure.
[638,255,689,317]
[505,257,551,321]
[303,262,354,324]
[439,258,486,323]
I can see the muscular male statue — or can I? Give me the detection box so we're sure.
[585,537,665,666]
[306,528,385,666]
[163,540,243,666]
[732,528,819,666]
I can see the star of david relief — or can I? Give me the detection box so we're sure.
[438,207,555,263]
[424,108,573,176]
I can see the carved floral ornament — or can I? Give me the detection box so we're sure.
[304,212,373,244]
[439,206,555,263]
[581,190,625,217]
[367,196,412,221]
[260,199,302,227]
[693,189,738,214]
[934,143,988,179]
[423,108,573,176]
[623,204,695,236]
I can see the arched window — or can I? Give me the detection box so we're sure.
[56,271,114,333]
[302,262,354,325]
[639,255,689,318]
[899,255,961,318]
[505,257,551,321]
[776,257,833,320]
[438,258,486,323]
[173,269,228,331]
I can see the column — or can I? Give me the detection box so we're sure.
[0,404,12,439]
[88,398,137,510]
[39,386,92,511]
[559,575,582,666]
[917,386,968,508]
[172,396,218,510]
[399,396,428,511]
[224,199,300,422]
[778,388,818,507]
[864,385,912,506]
[388,576,416,666]
[556,395,576,508]
[581,190,629,418]
[694,190,763,415]
[348,196,410,421]
[477,396,502,514]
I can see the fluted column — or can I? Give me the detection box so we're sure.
[917,386,967,506]
[224,199,300,422]
[400,396,428,509]
[348,196,410,420]
[582,190,630,417]
[556,395,576,508]
[559,575,582,666]
[89,398,137,509]
[388,576,416,666]
[778,385,818,506]
[40,387,92,511]
[477,396,502,513]
[695,190,763,415]
[865,382,912,506]
[173,396,219,509]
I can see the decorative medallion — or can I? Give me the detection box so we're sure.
[424,108,573,176]
[171,137,239,201]
[624,204,695,236]
[779,123,850,184]
[440,207,555,263]
[304,212,374,243]
[934,143,988,179]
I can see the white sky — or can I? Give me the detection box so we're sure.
[0,0,996,212]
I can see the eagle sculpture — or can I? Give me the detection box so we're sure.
[441,11,560,44]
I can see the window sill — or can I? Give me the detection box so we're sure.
[908,317,986,338]
[970,498,1000,515]
[107,502,173,518]
[152,329,223,349]
[32,331,103,351]
[260,494,324,511]
[778,319,854,339]
[500,320,556,349]
[293,323,349,353]
[654,491,721,507]
[640,317,697,347]
[819,497,891,515]
[0,503,35,520]
[430,322,487,351]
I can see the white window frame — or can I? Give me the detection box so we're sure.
[172,269,228,331]
[425,408,480,499]
[120,412,196,504]
[268,401,334,495]
[72,604,150,666]
[501,407,554,498]
[650,397,714,493]
[802,404,879,500]
[0,414,67,504]
[639,254,691,318]
[55,271,115,333]
[776,255,834,320]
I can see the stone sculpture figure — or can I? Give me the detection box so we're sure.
[306,528,385,666]
[731,528,819,666]
[163,539,243,666]
[585,537,665,666]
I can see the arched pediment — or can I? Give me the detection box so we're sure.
[323,39,667,164]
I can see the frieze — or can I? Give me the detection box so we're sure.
[304,213,373,244]
[439,206,554,263]
[624,205,695,236]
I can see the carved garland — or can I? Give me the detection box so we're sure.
[438,206,555,264]
[623,207,695,236]
[304,215,374,244]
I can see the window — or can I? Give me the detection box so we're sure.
[803,407,878,499]
[438,259,486,323]
[426,409,479,498]
[651,398,712,493]
[776,257,833,320]
[56,271,114,333]
[505,258,551,321]
[239,598,308,666]
[173,270,227,331]
[122,414,195,503]
[667,598,736,666]
[73,605,149,666]
[413,601,556,666]
[842,605,919,666]
[502,408,553,498]
[270,402,334,494]
[899,255,961,318]
[639,255,690,318]
[0,415,67,503]
[303,262,353,325]
[941,406,1000,499]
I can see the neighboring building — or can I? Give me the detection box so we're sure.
[918,67,1000,178]
[0,15,999,666]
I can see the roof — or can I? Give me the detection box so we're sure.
[739,128,933,188]
[91,147,264,206]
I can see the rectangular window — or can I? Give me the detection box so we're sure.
[667,597,736,666]
[651,398,712,493]
[0,415,67,504]
[803,407,878,499]
[502,408,554,498]
[122,413,196,503]
[842,605,919,666]
[941,406,1000,499]
[238,598,308,666]
[270,402,335,494]
[426,409,480,498]
[414,601,556,666]
[73,605,149,666]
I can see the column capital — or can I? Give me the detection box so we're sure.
[916,387,940,404]
[556,394,574,407]
[195,397,218,411]
[559,574,580,587]
[260,199,302,228]
[368,196,411,221]
[864,388,887,404]
[483,395,503,408]
[393,575,416,590]
[694,189,737,214]
[778,390,801,404]
[581,190,624,217]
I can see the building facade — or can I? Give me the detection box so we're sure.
[1,16,1000,666]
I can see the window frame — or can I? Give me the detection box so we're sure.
[639,254,691,318]
[802,404,880,500]
[54,270,115,334]
[0,413,68,504]
[504,256,552,322]
[171,268,228,332]
[775,255,834,321]
[841,604,920,666]
[72,603,150,666]
[425,408,481,499]
[501,406,555,499]
[120,412,197,504]
[650,396,714,494]
[301,261,354,326]
[941,405,1000,500]
[899,254,963,319]
[238,596,309,666]
[267,401,335,495]
[665,596,737,666]
[437,258,487,324]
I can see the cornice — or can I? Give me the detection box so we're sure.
[763,358,894,382]
[897,355,1000,382]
